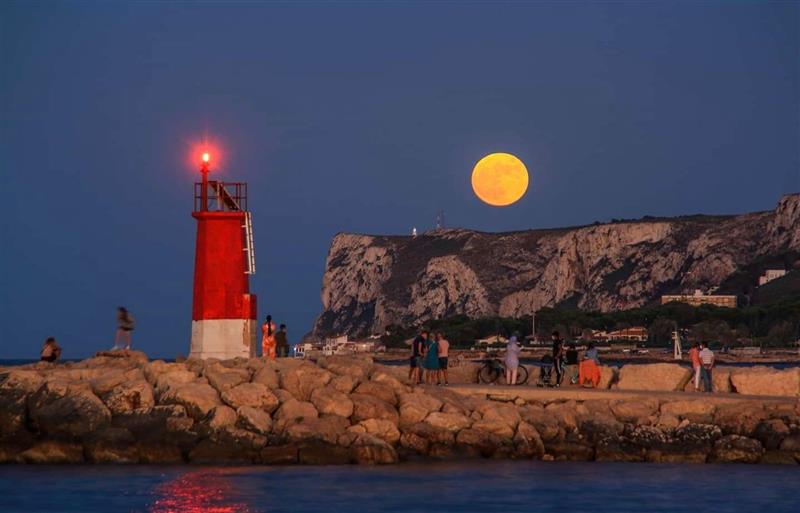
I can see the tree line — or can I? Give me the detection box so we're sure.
[381,297,800,349]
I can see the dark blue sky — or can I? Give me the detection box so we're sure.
[1,1,798,358]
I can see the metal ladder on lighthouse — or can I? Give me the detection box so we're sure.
[243,212,256,274]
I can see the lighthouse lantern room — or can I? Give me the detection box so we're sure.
[190,153,257,359]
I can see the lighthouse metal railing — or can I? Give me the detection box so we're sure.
[244,212,256,275]
[194,181,248,212]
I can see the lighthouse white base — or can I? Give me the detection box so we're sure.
[190,319,257,360]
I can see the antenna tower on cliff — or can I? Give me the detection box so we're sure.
[436,210,445,230]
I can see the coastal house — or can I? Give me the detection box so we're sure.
[588,327,648,342]
[661,289,737,308]
[758,269,787,286]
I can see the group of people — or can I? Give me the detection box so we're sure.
[409,330,450,385]
[513,331,603,387]
[39,306,134,363]
[688,342,715,392]
[261,315,289,359]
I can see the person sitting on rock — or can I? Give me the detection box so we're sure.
[578,343,601,388]
[40,337,61,363]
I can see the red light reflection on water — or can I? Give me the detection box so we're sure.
[149,469,252,513]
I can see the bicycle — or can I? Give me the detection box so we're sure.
[476,358,529,385]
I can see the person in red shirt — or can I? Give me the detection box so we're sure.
[688,342,701,391]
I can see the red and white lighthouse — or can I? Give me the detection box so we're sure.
[190,152,257,359]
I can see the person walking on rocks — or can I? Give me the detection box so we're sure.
[113,307,135,350]
[436,331,450,386]
[688,342,702,391]
[40,337,62,362]
[699,343,715,392]
[505,335,522,385]
[409,330,427,384]
[551,331,565,386]
[261,315,277,359]
[423,332,441,385]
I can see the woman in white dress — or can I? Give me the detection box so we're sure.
[505,335,522,385]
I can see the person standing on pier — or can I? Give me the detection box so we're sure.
[436,332,450,386]
[261,315,277,359]
[423,332,441,385]
[688,342,702,391]
[409,330,427,384]
[275,324,289,358]
[699,343,715,392]
[505,335,522,385]
[551,331,565,386]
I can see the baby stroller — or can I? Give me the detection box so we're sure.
[537,354,554,387]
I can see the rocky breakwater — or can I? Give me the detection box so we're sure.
[1,352,798,465]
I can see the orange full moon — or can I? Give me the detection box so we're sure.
[471,153,529,206]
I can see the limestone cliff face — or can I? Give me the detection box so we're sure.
[315,194,800,337]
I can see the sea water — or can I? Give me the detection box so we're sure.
[0,461,796,513]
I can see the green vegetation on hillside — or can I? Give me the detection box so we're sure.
[381,297,800,349]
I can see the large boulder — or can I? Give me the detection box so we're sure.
[0,370,43,440]
[204,364,250,393]
[274,398,319,432]
[514,421,545,459]
[28,380,111,437]
[350,434,398,464]
[520,405,561,442]
[354,381,397,406]
[730,367,800,397]
[355,418,401,444]
[330,375,358,394]
[221,383,279,412]
[617,363,691,391]
[660,400,715,424]
[17,441,84,464]
[350,393,399,424]
[714,402,769,436]
[369,369,410,396]
[456,428,505,456]
[279,364,333,401]
[89,368,146,396]
[208,405,238,430]
[318,356,372,382]
[103,380,155,416]
[251,365,279,389]
[286,415,351,445]
[711,435,763,463]
[236,406,272,435]
[424,411,471,433]
[160,382,221,420]
[310,387,354,418]
[476,402,521,430]
[610,399,659,424]
[84,427,139,463]
[398,392,443,425]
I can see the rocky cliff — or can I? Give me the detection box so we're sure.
[315,194,800,337]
